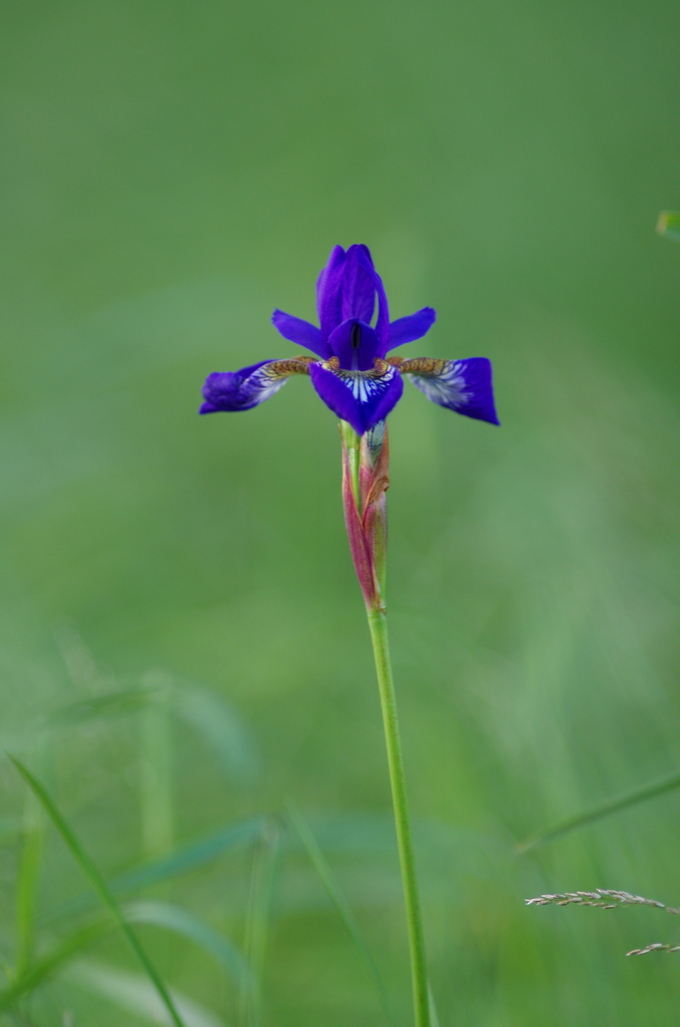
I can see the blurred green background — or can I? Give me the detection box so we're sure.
[2,0,680,1023]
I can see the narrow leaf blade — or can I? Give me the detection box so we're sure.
[66,958,227,1027]
[8,755,187,1027]
[49,817,266,924]
[288,804,396,1026]
[0,919,112,1012]
[126,900,251,987]
[517,768,680,854]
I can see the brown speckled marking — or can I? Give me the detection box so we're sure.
[262,357,315,379]
[323,357,391,378]
[394,357,448,377]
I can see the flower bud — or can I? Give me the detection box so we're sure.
[340,420,389,611]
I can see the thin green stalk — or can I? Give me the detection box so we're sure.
[366,608,430,1027]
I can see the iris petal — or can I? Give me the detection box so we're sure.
[386,307,436,351]
[316,245,347,337]
[340,245,376,324]
[200,358,312,414]
[200,247,498,436]
[327,319,380,371]
[401,356,499,425]
[310,360,403,436]
[355,247,390,350]
[271,310,328,357]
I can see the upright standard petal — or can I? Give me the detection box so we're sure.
[399,356,499,425]
[309,359,404,436]
[386,307,436,351]
[356,247,390,351]
[200,357,313,414]
[316,245,347,337]
[340,244,376,324]
[271,310,328,357]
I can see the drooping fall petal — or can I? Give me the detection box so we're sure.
[399,356,499,425]
[309,360,403,436]
[200,357,312,414]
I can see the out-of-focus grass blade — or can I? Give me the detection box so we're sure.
[15,781,44,977]
[516,768,680,854]
[126,901,252,988]
[140,687,174,860]
[65,958,227,1027]
[287,804,396,1027]
[239,818,281,1027]
[0,902,248,1012]
[0,919,111,1012]
[54,621,114,694]
[428,982,441,1027]
[50,817,266,923]
[43,676,258,787]
[657,210,680,242]
[173,684,258,786]
[15,738,53,980]
[282,811,499,868]
[43,686,161,728]
[8,756,187,1027]
[111,817,266,894]
[0,815,21,843]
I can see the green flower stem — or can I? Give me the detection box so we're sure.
[366,606,430,1027]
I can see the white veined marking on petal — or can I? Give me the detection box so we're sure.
[407,360,469,406]
[248,364,293,403]
[332,367,392,405]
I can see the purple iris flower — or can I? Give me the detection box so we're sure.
[200,244,498,435]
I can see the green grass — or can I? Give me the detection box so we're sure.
[7,756,187,1027]
[2,0,680,1022]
